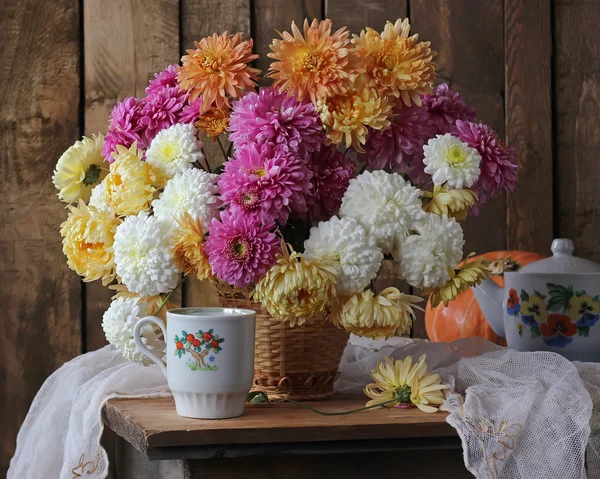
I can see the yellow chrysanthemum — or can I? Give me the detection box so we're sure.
[178,32,260,114]
[53,134,107,204]
[427,255,490,308]
[423,185,478,221]
[364,355,446,413]
[268,19,358,103]
[332,287,423,339]
[353,18,436,106]
[110,284,176,322]
[195,108,230,138]
[253,242,337,327]
[172,213,212,281]
[317,75,392,152]
[104,142,157,216]
[60,201,121,285]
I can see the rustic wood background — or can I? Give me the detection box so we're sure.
[1,0,597,474]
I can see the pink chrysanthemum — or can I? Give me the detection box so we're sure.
[145,64,179,95]
[454,120,518,203]
[205,209,280,288]
[180,98,202,125]
[359,104,436,183]
[308,146,356,221]
[421,83,476,135]
[139,86,187,143]
[219,143,313,225]
[229,87,324,158]
[102,97,145,162]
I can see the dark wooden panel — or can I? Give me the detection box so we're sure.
[504,0,553,252]
[83,0,180,349]
[555,0,600,262]
[0,0,82,474]
[325,0,407,33]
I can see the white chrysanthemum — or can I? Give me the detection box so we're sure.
[397,214,464,289]
[88,180,114,215]
[152,169,220,229]
[102,297,165,365]
[304,216,383,295]
[340,170,426,253]
[423,134,481,189]
[146,123,204,184]
[113,212,181,296]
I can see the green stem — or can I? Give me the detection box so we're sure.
[216,136,228,162]
[284,397,399,416]
[199,148,212,173]
[154,277,185,316]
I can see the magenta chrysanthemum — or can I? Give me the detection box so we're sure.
[359,104,436,183]
[139,87,187,143]
[145,64,179,95]
[205,209,280,288]
[180,98,202,125]
[218,143,313,225]
[229,87,324,158]
[308,146,356,221]
[421,83,476,135]
[102,97,145,162]
[454,120,518,203]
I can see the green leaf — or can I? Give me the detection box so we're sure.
[578,326,590,337]
[531,326,541,339]
[533,290,545,299]
[520,290,530,302]
[197,330,203,335]
[518,329,524,337]
[247,391,272,405]
[209,328,214,334]
[576,290,585,297]
[182,330,188,337]
[547,297,566,313]
[218,338,225,343]
[593,295,600,302]
[174,335,179,342]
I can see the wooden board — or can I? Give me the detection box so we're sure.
[104,396,454,455]
[83,0,180,350]
[0,0,82,475]
[554,0,600,263]
[325,0,407,34]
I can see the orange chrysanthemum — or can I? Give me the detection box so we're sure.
[353,18,436,106]
[195,108,230,138]
[178,32,260,114]
[267,19,357,103]
[172,213,212,281]
[317,75,392,152]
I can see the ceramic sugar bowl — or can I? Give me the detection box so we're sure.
[472,239,600,362]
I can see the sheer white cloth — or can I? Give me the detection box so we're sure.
[8,338,600,478]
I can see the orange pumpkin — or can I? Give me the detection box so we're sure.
[425,251,546,345]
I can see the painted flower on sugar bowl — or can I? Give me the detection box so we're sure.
[253,242,337,327]
[152,168,220,229]
[303,216,383,296]
[102,297,165,365]
[568,295,600,327]
[332,287,423,339]
[397,213,464,289]
[423,134,481,189]
[53,134,107,203]
[145,123,205,185]
[520,294,548,326]
[113,212,181,297]
[340,170,425,254]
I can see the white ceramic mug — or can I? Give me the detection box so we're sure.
[134,307,256,419]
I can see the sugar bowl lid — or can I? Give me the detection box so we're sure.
[519,239,600,274]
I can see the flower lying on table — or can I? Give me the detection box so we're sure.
[364,355,447,413]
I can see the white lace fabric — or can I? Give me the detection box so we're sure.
[8,338,600,478]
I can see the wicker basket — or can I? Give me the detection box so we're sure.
[214,281,349,401]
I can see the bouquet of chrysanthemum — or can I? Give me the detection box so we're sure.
[53,18,517,364]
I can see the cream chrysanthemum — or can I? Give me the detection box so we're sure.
[152,169,220,229]
[102,297,165,365]
[253,241,337,327]
[110,284,176,322]
[423,134,481,189]
[105,142,157,216]
[113,212,181,296]
[53,134,107,203]
[340,171,425,253]
[172,213,212,281]
[60,200,121,285]
[146,123,204,185]
[397,214,464,289]
[304,216,383,295]
[316,75,392,152]
[364,355,446,413]
[88,180,114,215]
[332,287,422,339]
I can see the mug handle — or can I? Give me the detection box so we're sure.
[134,316,167,378]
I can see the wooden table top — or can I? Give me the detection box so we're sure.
[104,395,456,458]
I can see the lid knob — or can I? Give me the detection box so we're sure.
[551,238,574,256]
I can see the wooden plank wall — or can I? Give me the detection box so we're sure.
[1,0,598,474]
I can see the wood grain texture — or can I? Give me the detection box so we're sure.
[83,0,180,349]
[104,396,454,454]
[0,0,82,474]
[325,0,407,34]
[504,0,553,252]
[554,0,600,262]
